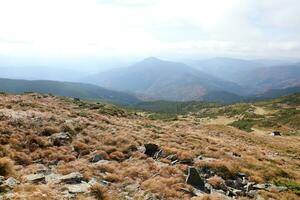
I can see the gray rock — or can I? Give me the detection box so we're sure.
[4,177,20,188]
[89,154,104,163]
[66,182,90,193]
[45,173,62,184]
[253,183,287,192]
[60,172,83,184]
[50,132,72,146]
[186,167,205,191]
[0,176,5,184]
[25,173,45,183]
[246,190,258,198]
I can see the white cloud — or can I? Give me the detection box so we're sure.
[0,0,299,57]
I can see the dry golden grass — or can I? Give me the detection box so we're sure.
[0,93,299,199]
[0,157,15,177]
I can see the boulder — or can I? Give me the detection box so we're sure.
[60,172,83,184]
[144,143,159,157]
[66,182,90,193]
[25,173,45,183]
[186,167,205,191]
[50,132,72,146]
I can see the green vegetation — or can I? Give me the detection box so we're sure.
[131,100,219,114]
[148,113,178,121]
[229,119,256,132]
[275,179,300,195]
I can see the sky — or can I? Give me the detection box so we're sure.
[0,0,300,59]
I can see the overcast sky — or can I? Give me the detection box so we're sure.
[0,0,300,59]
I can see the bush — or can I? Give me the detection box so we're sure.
[229,119,256,132]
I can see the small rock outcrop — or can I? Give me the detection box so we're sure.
[50,132,72,146]
[186,167,205,191]
[60,172,83,184]
[144,143,160,157]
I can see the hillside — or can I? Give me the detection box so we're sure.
[0,78,140,105]
[0,93,299,199]
[190,57,261,84]
[85,57,244,101]
[191,58,300,95]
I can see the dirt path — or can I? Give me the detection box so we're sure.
[200,116,236,125]
[253,106,272,115]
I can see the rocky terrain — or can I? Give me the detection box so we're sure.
[0,93,299,199]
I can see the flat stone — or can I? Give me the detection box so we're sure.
[45,173,62,184]
[60,172,83,184]
[66,182,90,193]
[25,173,45,183]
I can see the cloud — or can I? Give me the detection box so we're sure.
[0,0,299,58]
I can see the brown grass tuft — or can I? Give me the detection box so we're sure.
[0,157,15,177]
[90,183,110,200]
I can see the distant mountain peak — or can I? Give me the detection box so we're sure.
[142,56,162,63]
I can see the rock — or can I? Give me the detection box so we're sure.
[179,159,193,165]
[144,143,159,157]
[0,176,5,184]
[89,154,104,163]
[45,173,62,184]
[25,173,45,183]
[195,155,216,162]
[253,183,287,192]
[166,154,178,161]
[192,188,206,196]
[270,131,281,136]
[246,190,258,198]
[268,185,288,192]
[50,132,72,146]
[186,167,205,191]
[60,172,83,184]
[66,182,90,193]
[4,177,20,189]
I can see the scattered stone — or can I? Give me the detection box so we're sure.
[25,173,45,183]
[50,132,72,146]
[179,159,194,165]
[60,172,83,184]
[66,182,90,193]
[4,177,20,189]
[186,167,205,191]
[195,155,216,162]
[253,183,287,192]
[0,176,5,184]
[270,131,281,136]
[144,143,159,157]
[45,173,62,184]
[89,154,105,163]
[246,190,258,198]
[166,154,178,161]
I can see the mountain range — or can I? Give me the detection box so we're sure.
[1,56,300,104]
[85,57,244,101]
